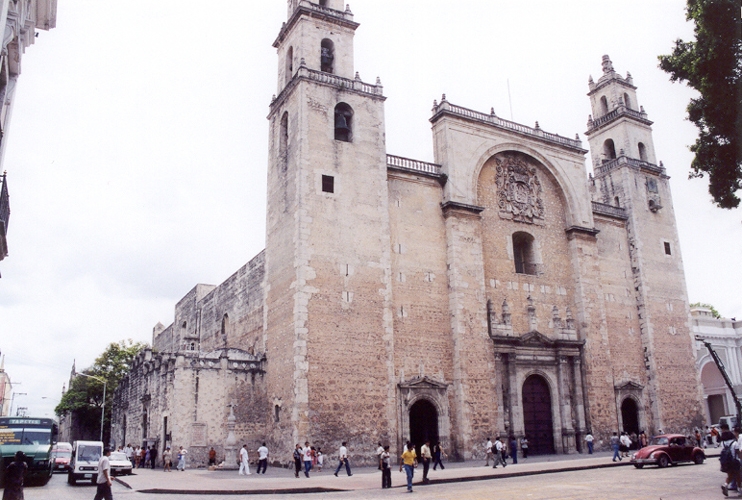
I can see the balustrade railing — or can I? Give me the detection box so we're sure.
[594,155,664,177]
[588,106,650,130]
[387,154,441,175]
[591,201,628,220]
[433,101,583,150]
[298,0,352,20]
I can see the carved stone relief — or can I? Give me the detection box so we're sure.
[495,154,545,223]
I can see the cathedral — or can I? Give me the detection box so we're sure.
[112,0,704,466]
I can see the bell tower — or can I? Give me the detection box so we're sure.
[264,1,395,453]
[586,55,704,432]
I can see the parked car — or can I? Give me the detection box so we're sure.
[630,434,705,468]
[51,442,73,472]
[109,451,133,476]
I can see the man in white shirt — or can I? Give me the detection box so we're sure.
[420,441,432,483]
[485,438,493,466]
[256,442,269,474]
[585,432,594,454]
[239,444,251,475]
[493,437,507,468]
[620,432,632,458]
[333,441,352,476]
[376,442,384,470]
[94,447,113,500]
[302,441,313,478]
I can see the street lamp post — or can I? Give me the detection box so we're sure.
[9,392,26,417]
[74,372,106,443]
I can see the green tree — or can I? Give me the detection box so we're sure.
[690,301,721,318]
[56,339,147,443]
[658,0,742,209]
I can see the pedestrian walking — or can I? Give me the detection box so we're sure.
[585,431,594,454]
[316,447,323,471]
[610,432,621,462]
[2,451,28,500]
[333,441,352,476]
[239,444,252,475]
[720,424,741,497]
[302,442,312,478]
[639,430,648,448]
[420,440,432,483]
[257,442,269,474]
[400,441,417,493]
[432,441,446,470]
[93,447,113,500]
[620,432,631,458]
[485,437,493,466]
[493,437,507,468]
[521,436,529,459]
[380,445,392,489]
[162,447,172,472]
[149,445,158,469]
[144,447,150,468]
[509,436,518,464]
[176,446,188,471]
[293,444,302,478]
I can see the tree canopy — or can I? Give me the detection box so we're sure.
[56,339,147,443]
[658,0,742,209]
[690,301,722,318]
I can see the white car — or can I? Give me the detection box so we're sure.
[109,452,133,476]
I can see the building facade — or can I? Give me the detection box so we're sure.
[693,307,742,425]
[112,0,704,466]
[0,0,57,262]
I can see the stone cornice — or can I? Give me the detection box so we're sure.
[565,226,600,237]
[440,201,485,218]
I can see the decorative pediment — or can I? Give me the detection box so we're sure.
[398,376,448,390]
[520,330,554,346]
[615,381,644,392]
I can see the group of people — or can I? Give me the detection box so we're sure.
[485,436,520,467]
[291,442,326,478]
[239,442,270,475]
[120,443,188,471]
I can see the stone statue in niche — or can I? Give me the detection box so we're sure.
[495,154,545,223]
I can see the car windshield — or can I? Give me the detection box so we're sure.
[0,427,52,445]
[78,445,102,462]
[110,452,128,461]
[650,437,669,446]
[54,451,72,458]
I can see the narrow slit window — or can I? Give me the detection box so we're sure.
[664,242,672,255]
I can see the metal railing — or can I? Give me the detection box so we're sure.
[299,67,383,96]
[386,154,441,175]
[432,101,583,150]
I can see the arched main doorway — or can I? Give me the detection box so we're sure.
[409,399,439,456]
[621,398,640,435]
[522,374,555,455]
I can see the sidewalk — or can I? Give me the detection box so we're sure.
[116,448,720,495]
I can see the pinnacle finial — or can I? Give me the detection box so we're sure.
[602,55,614,73]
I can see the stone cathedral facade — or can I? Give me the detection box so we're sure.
[112,0,704,465]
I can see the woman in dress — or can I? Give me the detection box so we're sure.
[3,451,28,500]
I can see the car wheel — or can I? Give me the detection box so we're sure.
[67,474,76,485]
[91,477,97,485]
[657,455,669,468]
[694,453,705,465]
[634,464,644,469]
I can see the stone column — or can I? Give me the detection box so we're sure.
[572,356,587,450]
[557,355,575,453]
[223,402,238,470]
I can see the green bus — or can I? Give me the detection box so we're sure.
[0,417,58,486]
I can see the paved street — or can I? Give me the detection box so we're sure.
[10,460,729,500]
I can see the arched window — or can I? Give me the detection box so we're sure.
[279,112,289,161]
[513,232,537,275]
[623,92,632,110]
[285,46,293,85]
[334,103,353,142]
[600,96,609,115]
[321,38,334,73]
[638,142,647,161]
[603,139,617,160]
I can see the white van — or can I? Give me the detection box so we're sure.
[67,440,103,485]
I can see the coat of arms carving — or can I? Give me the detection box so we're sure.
[495,154,544,223]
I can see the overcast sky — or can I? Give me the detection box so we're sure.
[1,0,740,418]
